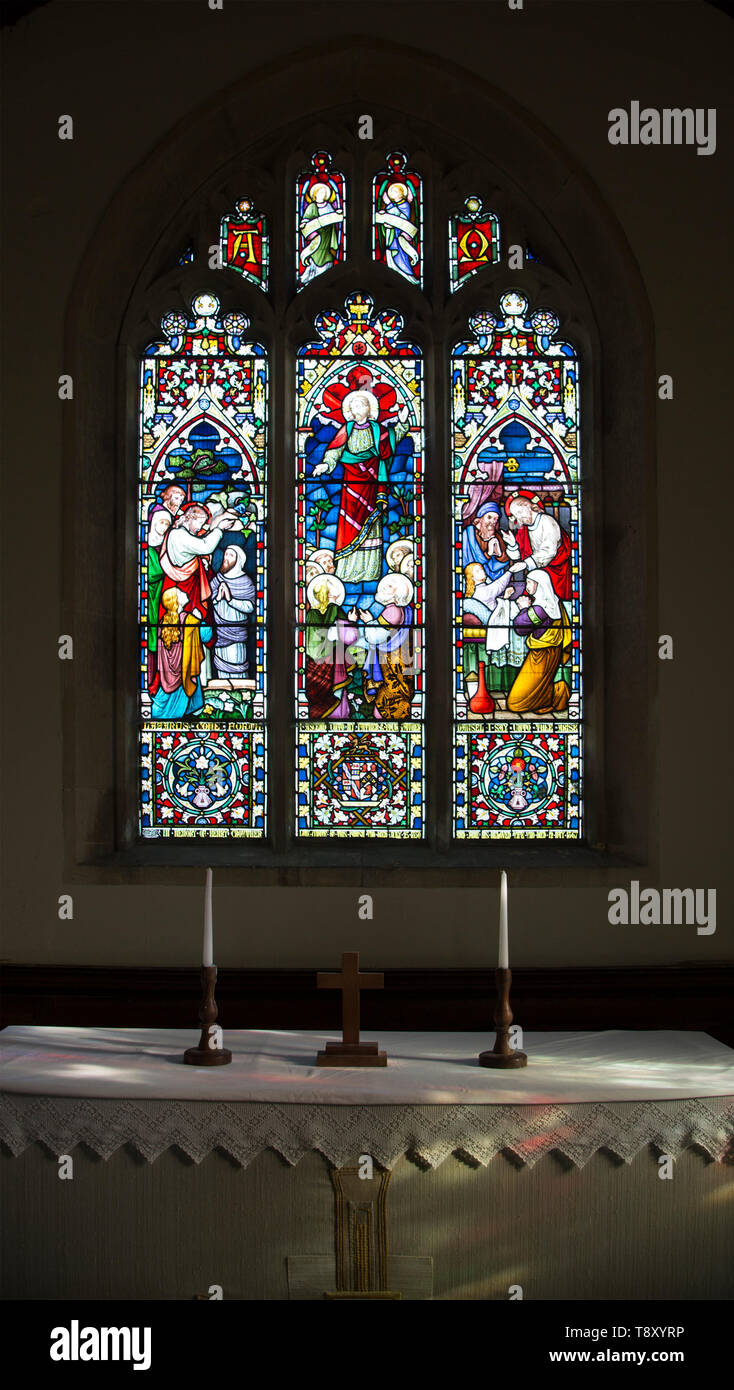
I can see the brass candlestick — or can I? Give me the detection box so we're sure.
[478,967,528,1068]
[183,965,232,1065]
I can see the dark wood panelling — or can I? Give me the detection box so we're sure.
[2,965,732,1046]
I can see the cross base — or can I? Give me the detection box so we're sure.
[317,1041,387,1067]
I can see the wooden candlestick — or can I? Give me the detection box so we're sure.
[478,967,527,1068]
[183,965,232,1066]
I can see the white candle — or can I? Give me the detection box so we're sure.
[203,868,214,967]
[498,869,509,969]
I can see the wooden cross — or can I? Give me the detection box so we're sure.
[316,952,387,1067]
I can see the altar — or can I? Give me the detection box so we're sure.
[2,1026,733,1301]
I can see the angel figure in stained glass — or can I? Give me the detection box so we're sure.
[299,182,343,285]
[376,180,420,281]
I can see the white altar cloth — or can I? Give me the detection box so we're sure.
[1,1027,732,1169]
[1,1026,732,1104]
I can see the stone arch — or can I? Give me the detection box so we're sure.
[63,38,655,879]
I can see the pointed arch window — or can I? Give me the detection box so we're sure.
[135,143,588,846]
[138,295,268,838]
[295,293,425,837]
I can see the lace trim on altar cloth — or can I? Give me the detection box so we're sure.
[2,1095,733,1169]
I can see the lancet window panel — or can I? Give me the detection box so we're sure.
[452,293,583,839]
[138,294,268,838]
[295,293,425,838]
[372,151,423,288]
[296,150,347,292]
[220,199,269,289]
[448,196,501,293]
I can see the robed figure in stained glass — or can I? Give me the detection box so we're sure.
[506,569,571,715]
[362,572,415,721]
[210,536,256,679]
[373,152,422,285]
[309,366,410,586]
[503,492,572,603]
[305,574,360,719]
[151,501,239,718]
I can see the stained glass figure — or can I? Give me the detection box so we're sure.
[373,151,422,286]
[451,292,582,838]
[138,294,267,837]
[448,197,500,292]
[296,293,425,836]
[296,150,346,290]
[220,199,269,289]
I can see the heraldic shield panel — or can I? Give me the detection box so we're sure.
[295,293,425,837]
[138,294,267,837]
[452,293,583,839]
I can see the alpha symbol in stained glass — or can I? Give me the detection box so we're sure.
[220,199,269,289]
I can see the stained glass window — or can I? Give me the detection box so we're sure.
[134,133,593,854]
[220,199,269,289]
[296,150,346,290]
[448,196,500,292]
[295,293,424,837]
[452,293,582,838]
[373,151,422,286]
[138,294,267,837]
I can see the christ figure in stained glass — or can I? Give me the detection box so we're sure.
[503,492,572,606]
[309,369,410,588]
[151,502,239,718]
